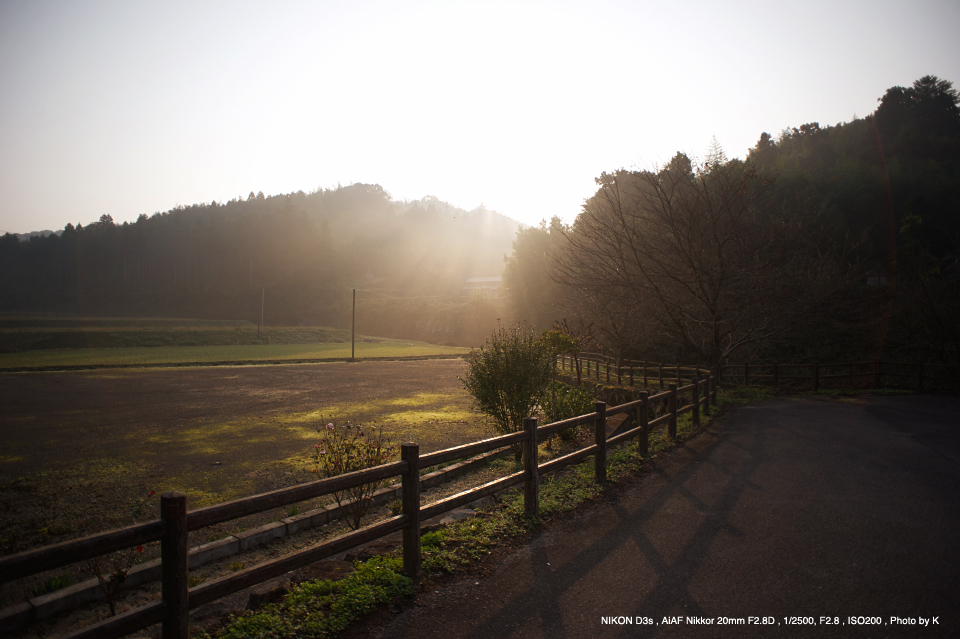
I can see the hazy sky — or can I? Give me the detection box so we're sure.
[1,0,958,234]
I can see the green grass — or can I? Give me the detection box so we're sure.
[196,556,414,639]
[0,340,469,370]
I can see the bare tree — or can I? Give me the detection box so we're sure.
[553,153,861,371]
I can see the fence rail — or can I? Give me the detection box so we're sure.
[0,373,717,639]
[559,353,711,388]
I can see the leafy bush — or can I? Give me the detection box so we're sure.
[552,382,597,441]
[313,421,395,530]
[460,324,554,439]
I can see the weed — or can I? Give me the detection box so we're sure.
[228,562,245,572]
[287,506,299,518]
[387,499,403,516]
[189,575,207,587]
[195,556,413,639]
[30,574,73,597]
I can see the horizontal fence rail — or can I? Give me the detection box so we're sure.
[0,371,718,639]
[558,353,712,388]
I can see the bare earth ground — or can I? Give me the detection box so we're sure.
[0,359,493,604]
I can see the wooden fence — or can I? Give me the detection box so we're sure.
[560,354,958,393]
[559,353,708,389]
[719,360,960,391]
[0,373,716,639]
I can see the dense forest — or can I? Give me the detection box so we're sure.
[0,185,517,338]
[504,76,960,366]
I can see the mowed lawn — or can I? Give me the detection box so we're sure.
[0,340,469,369]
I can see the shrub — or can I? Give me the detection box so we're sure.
[460,324,554,442]
[553,382,597,441]
[313,420,395,530]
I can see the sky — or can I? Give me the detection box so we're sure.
[1,0,958,235]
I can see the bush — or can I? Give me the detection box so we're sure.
[553,382,596,441]
[313,421,395,530]
[460,324,554,439]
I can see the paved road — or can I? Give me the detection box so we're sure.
[374,395,960,638]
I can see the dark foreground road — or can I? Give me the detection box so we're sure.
[375,395,960,639]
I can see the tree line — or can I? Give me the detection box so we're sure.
[504,76,960,368]
[0,184,517,328]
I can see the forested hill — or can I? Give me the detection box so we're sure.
[746,75,960,275]
[0,184,520,326]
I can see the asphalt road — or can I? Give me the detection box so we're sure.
[374,395,960,639]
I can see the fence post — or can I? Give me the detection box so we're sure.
[605,357,610,383]
[703,377,711,417]
[629,363,633,387]
[874,359,881,389]
[812,361,820,391]
[918,360,924,392]
[744,362,749,385]
[849,361,854,388]
[161,491,188,639]
[659,364,663,389]
[401,443,421,583]
[692,378,700,426]
[677,365,682,387]
[643,361,648,387]
[594,401,607,484]
[523,418,539,518]
[668,383,678,439]
[637,391,649,455]
[773,361,779,386]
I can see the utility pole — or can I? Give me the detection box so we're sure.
[351,288,356,361]
[260,287,264,334]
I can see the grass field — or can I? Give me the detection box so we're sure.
[0,359,491,567]
[0,315,469,369]
[0,340,469,369]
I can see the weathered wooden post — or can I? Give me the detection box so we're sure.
[703,377,711,417]
[874,359,881,389]
[659,364,664,389]
[773,361,779,386]
[744,362,749,385]
[161,491,188,639]
[677,365,682,387]
[643,361,648,387]
[523,418,539,518]
[605,356,610,383]
[594,401,607,483]
[849,361,854,388]
[668,383,678,440]
[692,378,700,426]
[711,372,718,407]
[616,360,621,385]
[629,363,634,387]
[812,361,820,391]
[401,443,421,582]
[918,360,924,392]
[637,391,649,455]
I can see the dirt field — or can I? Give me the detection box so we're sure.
[0,358,492,559]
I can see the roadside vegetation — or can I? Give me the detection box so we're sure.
[198,379,739,639]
